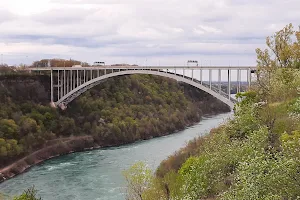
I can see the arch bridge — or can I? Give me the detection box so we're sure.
[30,66,256,110]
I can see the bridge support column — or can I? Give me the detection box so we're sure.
[72,70,75,91]
[77,71,82,86]
[70,70,72,91]
[61,71,63,97]
[64,70,66,96]
[200,69,202,84]
[66,71,69,94]
[238,69,241,93]
[73,70,76,89]
[228,69,231,99]
[50,68,54,103]
[83,69,85,83]
[218,69,221,93]
[209,69,212,89]
[248,68,251,87]
[57,70,60,100]
[192,69,194,81]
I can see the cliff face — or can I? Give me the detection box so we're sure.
[0,74,230,182]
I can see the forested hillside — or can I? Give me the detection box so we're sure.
[0,73,229,176]
[123,24,300,200]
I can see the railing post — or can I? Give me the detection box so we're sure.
[183,68,185,78]
[77,70,79,87]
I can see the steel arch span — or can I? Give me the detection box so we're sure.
[56,70,235,109]
[29,65,256,110]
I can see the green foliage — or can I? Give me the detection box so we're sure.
[0,138,23,161]
[289,97,300,120]
[13,187,41,200]
[0,119,19,139]
[222,149,300,199]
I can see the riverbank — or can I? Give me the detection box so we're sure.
[0,113,224,183]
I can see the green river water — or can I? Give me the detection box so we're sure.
[0,112,232,200]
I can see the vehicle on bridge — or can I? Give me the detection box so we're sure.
[72,65,82,68]
[187,60,198,66]
[93,62,105,66]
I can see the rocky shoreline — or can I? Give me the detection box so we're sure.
[0,136,96,183]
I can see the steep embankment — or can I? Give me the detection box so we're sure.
[123,70,300,199]
[0,74,230,182]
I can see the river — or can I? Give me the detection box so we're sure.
[0,112,232,200]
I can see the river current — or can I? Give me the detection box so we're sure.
[0,112,232,200]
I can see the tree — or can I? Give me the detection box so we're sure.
[19,117,38,136]
[122,162,153,200]
[0,119,19,139]
[256,23,300,100]
[0,146,7,157]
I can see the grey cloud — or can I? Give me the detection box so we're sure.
[1,0,300,65]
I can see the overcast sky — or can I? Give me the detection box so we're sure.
[0,0,299,66]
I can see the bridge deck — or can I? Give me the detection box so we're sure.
[28,66,256,71]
